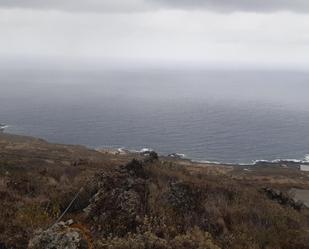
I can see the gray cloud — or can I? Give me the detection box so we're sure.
[1,3,309,69]
[0,0,150,12]
[0,0,309,13]
[152,0,309,13]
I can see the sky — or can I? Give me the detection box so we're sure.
[0,0,309,70]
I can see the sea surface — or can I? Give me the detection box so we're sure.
[1,69,309,164]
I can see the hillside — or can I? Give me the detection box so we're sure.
[0,133,309,249]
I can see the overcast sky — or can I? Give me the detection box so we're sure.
[0,0,309,70]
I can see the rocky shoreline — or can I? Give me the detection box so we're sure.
[96,144,309,171]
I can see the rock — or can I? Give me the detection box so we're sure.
[140,150,159,162]
[66,219,74,226]
[167,153,184,159]
[289,188,309,208]
[84,159,148,236]
[28,220,89,249]
[263,187,305,210]
[125,159,148,178]
[146,151,159,161]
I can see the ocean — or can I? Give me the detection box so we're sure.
[1,69,309,164]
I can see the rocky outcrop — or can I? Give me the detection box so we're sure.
[84,159,149,236]
[289,188,309,208]
[28,220,89,249]
[263,187,305,210]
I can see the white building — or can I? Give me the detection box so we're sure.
[300,165,309,171]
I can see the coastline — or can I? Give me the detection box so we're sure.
[2,129,309,169]
[95,145,309,169]
[1,131,309,180]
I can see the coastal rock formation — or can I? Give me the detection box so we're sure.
[28,220,89,249]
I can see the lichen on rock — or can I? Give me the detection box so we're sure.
[28,220,89,249]
[84,159,149,236]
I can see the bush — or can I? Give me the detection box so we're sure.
[95,227,220,249]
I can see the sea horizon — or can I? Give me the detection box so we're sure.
[1,68,309,164]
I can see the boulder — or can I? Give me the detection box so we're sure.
[263,187,305,210]
[288,188,309,208]
[28,220,89,249]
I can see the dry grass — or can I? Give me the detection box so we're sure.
[0,133,309,248]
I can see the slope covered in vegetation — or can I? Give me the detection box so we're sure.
[0,133,309,249]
